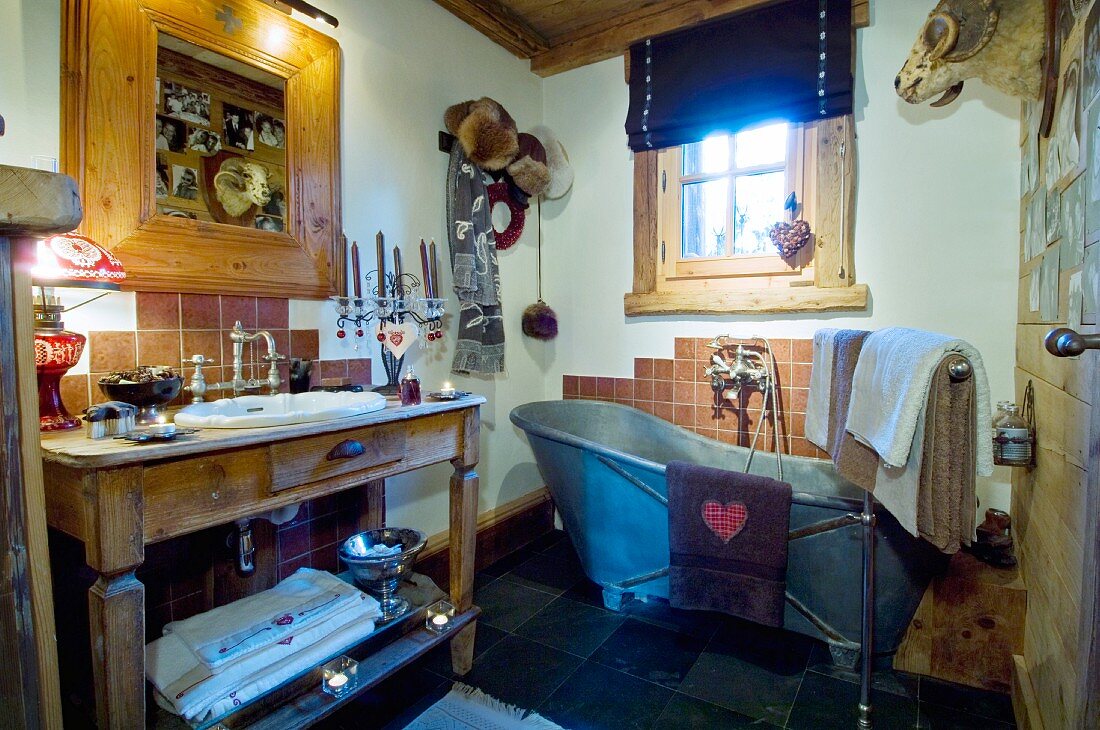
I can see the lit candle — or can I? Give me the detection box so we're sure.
[148,422,176,436]
[431,614,448,627]
[351,241,362,298]
[375,231,386,297]
[327,672,348,690]
[440,382,455,397]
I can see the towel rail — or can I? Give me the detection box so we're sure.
[946,356,973,382]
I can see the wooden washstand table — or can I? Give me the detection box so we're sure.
[40,397,485,728]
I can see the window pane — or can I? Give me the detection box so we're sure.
[733,171,785,255]
[682,134,730,176]
[682,179,729,258]
[734,122,788,168]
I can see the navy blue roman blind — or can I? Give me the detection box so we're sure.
[625,0,854,152]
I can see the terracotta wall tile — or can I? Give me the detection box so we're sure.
[60,374,90,414]
[653,402,674,421]
[673,380,694,404]
[318,359,348,381]
[768,338,792,363]
[257,297,289,329]
[347,358,371,385]
[635,400,655,415]
[673,404,694,427]
[136,292,181,330]
[278,523,311,562]
[695,383,716,406]
[634,358,653,379]
[674,338,695,359]
[792,363,813,388]
[182,330,222,365]
[653,380,674,403]
[634,379,654,401]
[89,331,136,372]
[596,377,614,398]
[278,554,312,581]
[137,331,181,367]
[614,378,634,399]
[290,329,320,361]
[180,294,221,329]
[220,295,257,329]
[673,359,697,382]
[792,338,813,363]
[310,546,339,574]
[653,359,674,380]
[562,375,579,395]
[788,387,809,413]
[578,376,597,397]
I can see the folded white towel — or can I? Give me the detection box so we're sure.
[163,568,365,671]
[148,591,380,722]
[804,328,839,450]
[845,327,992,476]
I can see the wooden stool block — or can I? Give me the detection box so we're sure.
[894,551,1026,693]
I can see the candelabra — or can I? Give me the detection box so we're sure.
[330,271,445,395]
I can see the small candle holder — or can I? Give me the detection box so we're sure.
[425,600,456,633]
[321,655,358,698]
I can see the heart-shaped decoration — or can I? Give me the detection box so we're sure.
[380,322,419,359]
[701,501,748,543]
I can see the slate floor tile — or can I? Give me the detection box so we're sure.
[919,676,1016,723]
[806,641,920,699]
[622,596,724,641]
[525,529,568,554]
[787,671,920,730]
[916,700,1016,729]
[677,620,813,726]
[462,635,583,709]
[502,551,586,595]
[538,660,673,730]
[479,542,544,577]
[590,618,707,689]
[474,575,557,631]
[653,693,760,729]
[421,622,508,679]
[514,596,625,657]
[562,577,610,609]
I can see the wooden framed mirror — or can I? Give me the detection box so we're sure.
[61,0,343,298]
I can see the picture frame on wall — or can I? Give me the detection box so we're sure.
[163,81,211,126]
[1083,0,1100,110]
[187,128,222,156]
[155,115,185,153]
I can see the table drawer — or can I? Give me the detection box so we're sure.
[270,422,407,493]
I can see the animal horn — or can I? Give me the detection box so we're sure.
[930,81,965,107]
[926,12,960,61]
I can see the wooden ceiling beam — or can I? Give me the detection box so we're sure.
[433,0,550,59]
[531,0,870,78]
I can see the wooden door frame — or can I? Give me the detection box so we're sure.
[1077,367,1100,728]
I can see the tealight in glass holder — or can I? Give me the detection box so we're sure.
[321,655,358,698]
[425,600,456,633]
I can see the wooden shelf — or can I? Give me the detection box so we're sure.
[624,284,869,316]
[152,574,478,729]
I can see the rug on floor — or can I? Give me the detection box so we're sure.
[402,683,564,730]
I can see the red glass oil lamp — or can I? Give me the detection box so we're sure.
[32,233,125,431]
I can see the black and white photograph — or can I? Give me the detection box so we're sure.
[1025,185,1046,260]
[1063,174,1086,264]
[262,188,286,218]
[255,215,283,232]
[158,206,198,219]
[187,127,222,156]
[1084,0,1100,109]
[163,81,211,126]
[155,155,169,199]
[1046,186,1063,244]
[155,114,185,153]
[1048,58,1083,190]
[255,114,285,149]
[1088,99,1100,237]
[223,103,255,151]
[172,165,199,200]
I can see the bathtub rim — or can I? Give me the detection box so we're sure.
[511,400,868,513]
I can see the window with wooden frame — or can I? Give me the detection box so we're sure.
[627,119,869,316]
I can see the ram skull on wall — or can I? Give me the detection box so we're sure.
[896,0,1047,108]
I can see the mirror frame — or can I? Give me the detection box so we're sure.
[61,0,343,298]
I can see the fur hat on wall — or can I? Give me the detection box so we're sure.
[506,133,551,197]
[444,97,519,171]
[529,125,574,199]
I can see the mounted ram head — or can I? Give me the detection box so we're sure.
[896,0,1046,108]
[213,158,274,218]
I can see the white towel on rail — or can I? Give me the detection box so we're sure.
[148,591,379,722]
[804,328,839,450]
[844,327,992,476]
[163,568,365,670]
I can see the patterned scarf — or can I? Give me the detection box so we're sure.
[446,142,505,374]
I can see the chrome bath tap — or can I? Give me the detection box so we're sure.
[185,321,286,401]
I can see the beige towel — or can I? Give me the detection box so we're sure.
[828,330,878,490]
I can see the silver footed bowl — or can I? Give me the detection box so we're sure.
[338,528,427,621]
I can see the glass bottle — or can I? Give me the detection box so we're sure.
[994,404,1032,466]
[399,366,421,406]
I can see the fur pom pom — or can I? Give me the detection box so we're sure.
[507,156,551,197]
[522,301,558,340]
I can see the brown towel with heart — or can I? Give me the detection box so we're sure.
[667,460,792,627]
[826,330,879,490]
[916,359,976,552]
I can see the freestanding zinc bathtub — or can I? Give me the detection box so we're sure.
[510,400,949,659]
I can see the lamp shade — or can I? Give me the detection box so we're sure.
[33,233,125,290]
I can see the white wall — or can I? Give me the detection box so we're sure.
[0,0,547,537]
[539,0,1021,509]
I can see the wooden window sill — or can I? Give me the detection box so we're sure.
[623,284,869,316]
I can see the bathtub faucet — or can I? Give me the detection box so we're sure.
[705,346,769,394]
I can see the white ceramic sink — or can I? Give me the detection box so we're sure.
[174,391,387,429]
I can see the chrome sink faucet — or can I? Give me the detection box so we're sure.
[185,322,286,402]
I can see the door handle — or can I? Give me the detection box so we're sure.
[1044,327,1100,357]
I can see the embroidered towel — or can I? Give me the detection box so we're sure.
[148,593,379,722]
[667,460,792,627]
[163,568,366,670]
[845,327,992,476]
[804,328,838,450]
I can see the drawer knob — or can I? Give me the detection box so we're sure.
[327,439,365,461]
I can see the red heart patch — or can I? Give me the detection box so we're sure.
[388,331,404,346]
[701,501,748,542]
